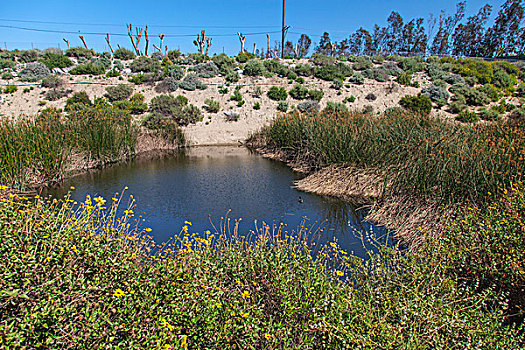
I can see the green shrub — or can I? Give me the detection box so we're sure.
[352,57,373,71]
[243,59,267,76]
[3,85,17,94]
[225,70,240,83]
[18,49,40,63]
[422,84,450,103]
[308,89,324,102]
[167,49,182,62]
[181,104,203,125]
[253,102,261,110]
[189,61,219,78]
[478,108,499,121]
[44,88,71,101]
[165,65,185,80]
[277,101,289,112]
[91,56,112,70]
[456,110,479,123]
[314,64,350,81]
[128,73,145,85]
[343,96,356,103]
[155,77,179,93]
[128,93,147,114]
[295,76,305,84]
[455,87,490,106]
[449,95,468,114]
[113,48,136,60]
[267,86,287,101]
[324,101,348,114]
[65,91,92,111]
[218,86,228,94]
[453,59,493,84]
[348,73,364,84]
[492,60,520,75]
[310,54,336,66]
[65,47,94,58]
[1,72,13,80]
[149,94,184,117]
[204,98,220,113]
[399,94,432,116]
[396,73,420,87]
[396,56,425,73]
[516,83,525,97]
[331,78,343,90]
[40,52,73,69]
[130,56,161,73]
[212,53,235,74]
[289,85,309,100]
[477,84,500,102]
[106,69,120,78]
[363,68,389,82]
[179,73,207,91]
[41,75,63,88]
[464,76,478,86]
[70,63,105,75]
[294,63,313,77]
[230,86,243,102]
[236,52,254,63]
[105,84,133,102]
[0,58,15,70]
[297,100,320,114]
[491,70,516,89]
[19,62,51,82]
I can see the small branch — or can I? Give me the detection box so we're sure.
[79,35,88,50]
[63,38,70,50]
[105,34,114,54]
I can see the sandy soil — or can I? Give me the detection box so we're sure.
[0,59,449,146]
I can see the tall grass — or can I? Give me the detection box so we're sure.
[0,188,521,348]
[264,109,525,203]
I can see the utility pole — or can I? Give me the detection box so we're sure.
[282,0,285,59]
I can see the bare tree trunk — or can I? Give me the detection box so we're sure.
[144,26,149,56]
[105,34,114,54]
[238,33,246,53]
[79,35,88,49]
[63,38,70,50]
[127,24,143,55]
[205,37,212,56]
[253,42,257,55]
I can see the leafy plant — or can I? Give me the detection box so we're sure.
[204,98,220,113]
[70,63,105,75]
[113,48,136,60]
[105,84,133,102]
[399,94,432,116]
[267,86,288,101]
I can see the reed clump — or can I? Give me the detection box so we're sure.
[0,188,522,348]
[263,108,525,204]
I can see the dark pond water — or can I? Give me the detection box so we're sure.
[44,146,388,257]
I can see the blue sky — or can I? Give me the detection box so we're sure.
[0,1,505,55]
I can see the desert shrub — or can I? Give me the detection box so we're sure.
[0,51,15,61]
[399,94,432,116]
[252,86,263,98]
[218,86,228,94]
[190,61,219,78]
[65,91,92,110]
[65,47,94,58]
[397,56,425,73]
[106,69,120,77]
[236,52,254,63]
[225,70,240,83]
[453,59,493,84]
[294,63,314,76]
[491,70,516,89]
[477,84,500,102]
[456,110,479,123]
[381,61,403,77]
[43,47,62,55]
[1,72,13,80]
[493,60,520,75]
[464,76,478,86]
[179,73,207,91]
[130,56,161,73]
[478,108,500,121]
[352,57,374,71]
[149,94,185,117]
[422,84,450,103]
[324,101,348,114]
[277,101,288,112]
[516,83,525,97]
[332,78,343,90]
[165,65,184,80]
[343,96,356,103]
[310,54,336,66]
[365,93,377,101]
[18,49,40,63]
[289,85,309,100]
[150,52,163,60]
[113,47,135,60]
[308,89,324,102]
[264,59,289,75]
[297,100,320,114]
[41,75,63,88]
[167,50,182,62]
[128,93,147,114]
[3,85,17,94]
[253,102,261,110]
[105,84,133,102]
[154,77,179,93]
[128,73,145,85]
[267,86,287,101]
[0,58,15,70]
[363,68,389,82]
[348,73,364,84]
[70,63,105,75]
[19,62,51,81]
[449,94,468,114]
[287,71,298,80]
[236,100,245,107]
[40,52,73,70]
[243,59,267,76]
[91,56,112,70]
[295,76,305,84]
[204,98,220,113]
[230,86,243,102]
[179,104,203,125]
[314,63,352,81]
[44,88,71,101]
[212,53,235,74]
[455,87,490,106]
[396,72,419,87]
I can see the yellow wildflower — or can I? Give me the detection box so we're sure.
[43,256,51,263]
[336,270,344,276]
[182,225,188,233]
[184,221,192,226]
[144,228,152,232]
[265,333,271,340]
[180,335,188,348]
[113,289,125,297]
[241,290,250,298]
[70,245,79,253]
[330,242,337,248]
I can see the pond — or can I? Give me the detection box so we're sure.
[44,146,388,257]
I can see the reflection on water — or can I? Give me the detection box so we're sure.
[43,146,389,257]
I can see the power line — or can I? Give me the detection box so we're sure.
[0,18,281,29]
[0,24,282,38]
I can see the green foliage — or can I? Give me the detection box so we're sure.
[44,88,71,101]
[399,94,432,116]
[189,61,219,78]
[449,94,468,114]
[331,78,343,90]
[130,56,161,73]
[352,57,374,71]
[128,93,147,114]
[142,114,185,144]
[363,68,389,82]
[314,63,352,81]
[155,77,179,93]
[343,96,356,103]
[455,110,480,123]
[277,101,289,112]
[348,73,364,84]
[396,72,420,87]
[294,63,314,77]
[65,91,92,111]
[478,84,500,102]
[40,75,62,88]
[149,94,185,117]
[492,60,519,76]
[253,101,261,110]
[225,70,240,83]
[40,52,73,69]
[289,85,309,100]
[492,70,516,89]
[179,73,207,91]
[236,52,254,63]
[295,76,305,84]
[65,47,95,58]
[230,86,243,102]
[128,73,145,85]
[18,49,40,63]
[452,59,493,84]
[267,86,288,101]
[0,58,15,70]
[105,84,133,102]
[297,100,320,114]
[310,53,336,66]
[204,98,220,113]
[307,89,324,102]
[421,84,450,103]
[478,108,500,121]
[243,59,267,76]
[3,85,17,94]
[218,86,228,94]
[167,49,182,63]
[396,56,425,73]
[212,53,235,74]
[165,65,185,80]
[1,72,13,80]
[455,87,490,106]
[70,62,105,75]
[106,69,120,77]
[324,101,348,114]
[113,48,136,60]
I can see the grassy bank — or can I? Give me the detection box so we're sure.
[0,187,523,348]
[0,100,184,191]
[260,109,525,204]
